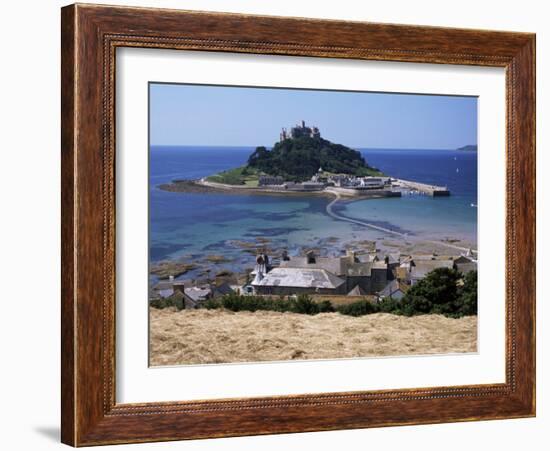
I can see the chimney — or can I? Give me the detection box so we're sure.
[173,281,185,294]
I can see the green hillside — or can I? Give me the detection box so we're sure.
[246,136,382,182]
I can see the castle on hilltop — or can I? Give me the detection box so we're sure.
[280,120,321,142]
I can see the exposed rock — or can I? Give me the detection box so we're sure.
[150,261,197,279]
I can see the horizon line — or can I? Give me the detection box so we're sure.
[149,144,476,151]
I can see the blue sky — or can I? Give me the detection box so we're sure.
[149,83,477,149]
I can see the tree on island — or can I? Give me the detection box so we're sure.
[247,135,381,182]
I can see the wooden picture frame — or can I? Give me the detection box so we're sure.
[61,3,536,446]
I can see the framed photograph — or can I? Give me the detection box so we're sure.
[61,4,536,446]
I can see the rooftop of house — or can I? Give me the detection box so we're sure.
[347,285,367,296]
[410,260,455,279]
[455,261,478,274]
[252,267,346,289]
[212,282,235,297]
[184,286,212,302]
[153,280,174,291]
[378,279,409,298]
[279,255,349,276]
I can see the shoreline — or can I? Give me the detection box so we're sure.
[159,178,399,199]
[158,178,477,256]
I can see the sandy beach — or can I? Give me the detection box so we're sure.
[149,308,477,366]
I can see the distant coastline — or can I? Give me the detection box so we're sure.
[456,144,478,152]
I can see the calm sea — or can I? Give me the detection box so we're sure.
[149,146,477,278]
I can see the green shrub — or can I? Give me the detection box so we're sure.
[149,294,184,310]
[400,295,432,316]
[198,293,332,315]
[377,297,402,314]
[149,298,167,309]
[202,298,222,310]
[399,268,477,317]
[291,294,321,314]
[457,270,478,316]
[336,300,379,317]
[318,300,336,313]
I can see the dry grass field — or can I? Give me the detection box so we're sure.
[149,308,477,366]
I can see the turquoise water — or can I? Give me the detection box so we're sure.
[149,146,477,278]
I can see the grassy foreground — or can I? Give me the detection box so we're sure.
[149,308,477,366]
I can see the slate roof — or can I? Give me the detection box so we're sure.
[347,285,366,296]
[410,260,454,279]
[212,282,234,297]
[252,267,345,289]
[279,256,347,276]
[184,286,212,302]
[455,262,477,275]
[378,279,408,298]
[153,281,174,291]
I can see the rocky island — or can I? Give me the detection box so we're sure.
[160,121,450,199]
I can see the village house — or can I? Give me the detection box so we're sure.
[258,175,284,186]
[249,248,478,298]
[396,253,477,285]
[150,279,234,309]
[377,279,409,301]
[252,267,346,296]
[251,249,392,296]
[172,282,212,309]
[152,279,175,299]
[454,254,478,275]
[149,246,477,307]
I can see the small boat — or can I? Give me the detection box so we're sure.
[471,203,477,207]
[456,168,459,173]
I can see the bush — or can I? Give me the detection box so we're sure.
[377,296,402,314]
[291,294,322,314]
[400,295,433,316]
[200,294,336,315]
[317,300,336,313]
[457,270,478,316]
[202,298,222,310]
[399,268,477,317]
[335,300,379,317]
[149,293,184,310]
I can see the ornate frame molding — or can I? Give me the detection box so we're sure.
[62,4,535,446]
